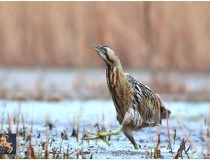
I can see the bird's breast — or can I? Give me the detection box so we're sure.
[106,67,133,114]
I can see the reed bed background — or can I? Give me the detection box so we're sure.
[0,2,210,71]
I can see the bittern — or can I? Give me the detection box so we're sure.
[84,45,171,149]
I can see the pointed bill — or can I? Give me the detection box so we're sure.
[91,45,101,52]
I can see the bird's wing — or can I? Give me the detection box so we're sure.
[125,73,156,100]
[125,73,171,123]
[125,73,160,124]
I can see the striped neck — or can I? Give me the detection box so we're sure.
[106,63,123,81]
[106,59,123,73]
[106,61,128,91]
[106,59,131,115]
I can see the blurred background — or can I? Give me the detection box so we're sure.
[0,2,210,101]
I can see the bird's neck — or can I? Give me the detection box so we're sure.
[106,61,132,114]
[106,62,125,86]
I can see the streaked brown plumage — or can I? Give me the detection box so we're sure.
[85,45,171,149]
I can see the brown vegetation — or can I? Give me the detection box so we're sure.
[0,2,210,71]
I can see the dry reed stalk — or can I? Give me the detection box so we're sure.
[154,98,161,159]
[0,104,6,133]
[102,112,106,132]
[45,112,50,137]
[156,94,173,154]
[16,102,21,137]
[7,112,12,133]
[30,112,34,134]
[44,144,49,159]
[30,145,36,159]
[44,113,50,158]
[173,129,176,147]
[176,115,197,154]
[166,109,173,154]
[156,125,161,156]
[15,136,20,159]
[76,112,81,142]
[174,138,187,159]
[21,113,26,133]
[25,145,30,159]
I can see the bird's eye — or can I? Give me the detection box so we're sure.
[102,47,107,54]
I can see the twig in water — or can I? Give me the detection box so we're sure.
[185,146,191,158]
[94,123,100,132]
[37,132,40,138]
[44,140,49,159]
[108,130,112,141]
[52,148,57,158]
[71,127,78,141]
[26,133,31,142]
[154,146,161,159]
[90,153,93,159]
[50,137,55,147]
[61,129,68,140]
[174,138,190,159]
[30,145,36,159]
[66,141,70,159]
[173,129,176,147]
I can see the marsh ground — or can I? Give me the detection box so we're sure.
[0,100,209,159]
[0,69,209,159]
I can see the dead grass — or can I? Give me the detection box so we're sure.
[176,115,198,154]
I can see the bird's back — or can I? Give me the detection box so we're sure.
[126,74,161,125]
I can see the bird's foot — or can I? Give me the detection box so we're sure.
[133,143,139,150]
[83,134,111,146]
[82,125,123,146]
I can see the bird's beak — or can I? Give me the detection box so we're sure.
[91,45,101,53]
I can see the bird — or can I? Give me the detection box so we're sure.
[84,45,171,149]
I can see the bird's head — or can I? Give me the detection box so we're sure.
[91,45,119,66]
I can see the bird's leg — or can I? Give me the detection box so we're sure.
[83,109,139,149]
[123,127,139,150]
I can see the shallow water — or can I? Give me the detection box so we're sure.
[0,100,209,158]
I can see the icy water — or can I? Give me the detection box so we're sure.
[0,100,209,159]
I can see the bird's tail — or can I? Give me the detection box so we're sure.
[156,94,171,119]
[160,106,171,119]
